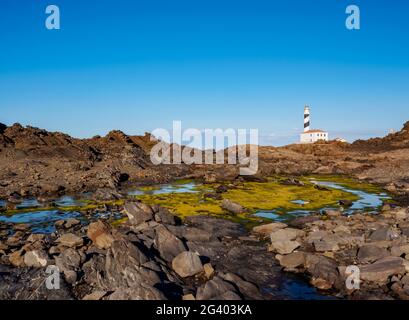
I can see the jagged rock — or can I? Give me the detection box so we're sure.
[220,272,262,299]
[154,207,176,225]
[56,233,84,248]
[305,254,339,290]
[221,199,246,214]
[55,248,84,283]
[196,276,239,300]
[0,265,73,300]
[24,250,49,268]
[96,239,161,290]
[123,202,154,225]
[360,256,406,283]
[154,226,186,262]
[172,251,203,278]
[87,220,114,249]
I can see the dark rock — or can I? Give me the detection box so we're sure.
[154,226,186,262]
[196,276,240,300]
[339,200,353,207]
[360,256,406,283]
[184,215,246,239]
[357,245,390,263]
[0,265,73,300]
[288,216,320,229]
[305,254,340,290]
[154,207,176,225]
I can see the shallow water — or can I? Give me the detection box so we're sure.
[274,274,336,300]
[128,182,199,196]
[0,210,83,233]
[254,181,390,222]
[0,179,387,300]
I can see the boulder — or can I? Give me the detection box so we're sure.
[269,240,300,255]
[172,251,203,278]
[9,249,25,267]
[220,273,262,300]
[64,218,81,229]
[305,254,340,290]
[369,227,398,241]
[154,226,186,262]
[252,222,287,237]
[154,207,176,225]
[24,250,49,268]
[360,256,406,283]
[391,244,409,257]
[221,199,246,214]
[56,233,84,248]
[313,239,340,252]
[270,228,304,242]
[87,220,114,249]
[123,202,154,225]
[279,252,306,269]
[196,276,239,300]
[357,245,390,263]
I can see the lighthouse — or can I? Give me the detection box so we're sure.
[300,106,329,143]
[304,106,310,132]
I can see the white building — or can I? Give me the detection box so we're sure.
[299,106,329,143]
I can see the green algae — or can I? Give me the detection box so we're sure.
[133,179,360,223]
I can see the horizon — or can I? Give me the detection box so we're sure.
[1,0,409,146]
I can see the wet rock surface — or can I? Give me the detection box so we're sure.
[266,206,409,299]
[0,202,294,300]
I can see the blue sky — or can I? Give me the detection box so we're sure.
[0,0,408,146]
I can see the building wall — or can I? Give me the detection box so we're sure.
[300,132,329,143]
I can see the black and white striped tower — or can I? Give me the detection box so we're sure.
[304,106,310,132]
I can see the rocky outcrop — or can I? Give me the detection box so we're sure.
[256,205,409,299]
[0,202,272,301]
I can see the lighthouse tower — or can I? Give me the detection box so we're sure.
[299,106,328,143]
[304,106,310,132]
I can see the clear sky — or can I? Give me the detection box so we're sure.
[0,0,408,146]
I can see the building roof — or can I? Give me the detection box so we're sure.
[301,129,327,134]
